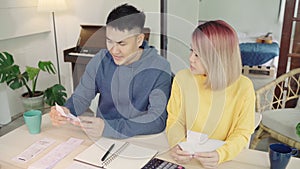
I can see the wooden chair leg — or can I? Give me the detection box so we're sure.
[250,127,264,149]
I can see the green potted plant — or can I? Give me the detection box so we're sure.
[0,51,67,110]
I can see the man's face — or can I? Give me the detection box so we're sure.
[106,26,144,65]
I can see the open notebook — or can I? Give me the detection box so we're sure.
[74,137,158,169]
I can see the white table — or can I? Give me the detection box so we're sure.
[0,114,299,169]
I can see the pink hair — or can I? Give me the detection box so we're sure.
[192,20,242,90]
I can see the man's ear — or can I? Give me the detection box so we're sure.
[137,33,145,46]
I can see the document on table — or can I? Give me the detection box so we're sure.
[28,137,83,169]
[12,138,56,163]
[178,130,225,154]
[74,137,158,169]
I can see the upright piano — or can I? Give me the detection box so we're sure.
[64,25,150,89]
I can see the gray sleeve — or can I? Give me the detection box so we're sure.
[64,51,104,116]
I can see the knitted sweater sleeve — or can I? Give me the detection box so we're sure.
[216,81,255,163]
[166,77,187,147]
[64,51,103,116]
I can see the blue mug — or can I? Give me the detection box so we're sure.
[269,143,298,169]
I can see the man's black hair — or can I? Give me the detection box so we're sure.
[106,4,145,32]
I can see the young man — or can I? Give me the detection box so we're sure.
[49,4,172,139]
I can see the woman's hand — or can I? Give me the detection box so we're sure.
[193,151,219,169]
[170,145,193,164]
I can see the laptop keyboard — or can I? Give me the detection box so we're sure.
[141,158,185,169]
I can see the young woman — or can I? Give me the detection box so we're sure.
[166,20,255,168]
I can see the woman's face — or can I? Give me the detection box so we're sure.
[189,47,206,75]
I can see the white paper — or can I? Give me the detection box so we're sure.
[28,137,84,169]
[178,130,225,154]
[74,137,158,169]
[187,131,209,144]
[66,161,99,169]
[55,103,80,122]
[12,138,56,163]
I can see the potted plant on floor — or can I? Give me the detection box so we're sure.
[0,51,67,110]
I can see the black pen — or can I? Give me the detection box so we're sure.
[101,143,115,161]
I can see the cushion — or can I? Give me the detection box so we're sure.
[262,108,300,142]
[240,42,279,66]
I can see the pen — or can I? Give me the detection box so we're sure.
[101,143,115,161]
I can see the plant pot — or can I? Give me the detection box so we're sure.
[21,91,44,111]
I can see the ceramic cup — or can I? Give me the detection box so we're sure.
[23,110,42,134]
[269,143,298,169]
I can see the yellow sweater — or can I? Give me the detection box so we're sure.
[166,69,255,163]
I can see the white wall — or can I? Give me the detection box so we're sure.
[0,0,50,40]
[0,0,284,118]
[167,0,199,73]
[198,0,283,42]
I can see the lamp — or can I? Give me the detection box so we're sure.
[37,0,67,84]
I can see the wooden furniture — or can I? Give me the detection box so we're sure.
[276,0,300,108]
[63,25,150,89]
[278,0,300,77]
[250,68,300,150]
[1,114,300,169]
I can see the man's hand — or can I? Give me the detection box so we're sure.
[170,145,193,164]
[193,151,219,169]
[78,116,105,141]
[49,106,70,126]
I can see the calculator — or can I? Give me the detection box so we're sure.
[141,157,185,169]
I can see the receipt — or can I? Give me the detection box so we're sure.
[29,137,84,169]
[178,130,224,154]
[12,138,56,163]
[187,131,209,144]
[55,103,80,122]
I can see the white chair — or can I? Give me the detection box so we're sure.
[250,68,300,150]
[246,113,262,148]
[255,112,262,129]
[89,93,100,116]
